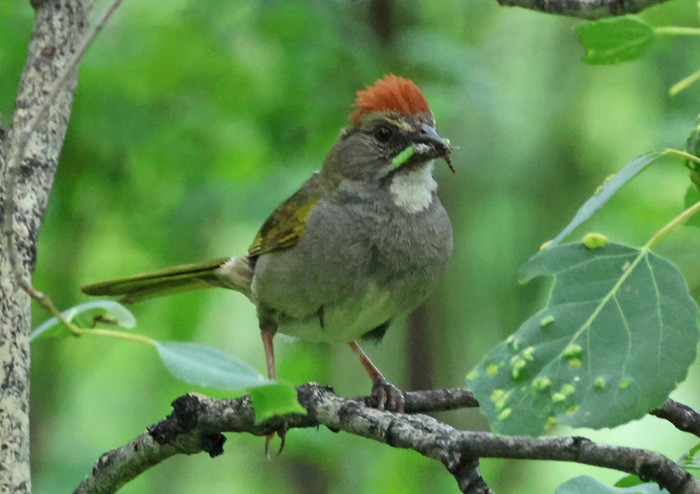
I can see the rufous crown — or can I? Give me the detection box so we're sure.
[350,75,430,123]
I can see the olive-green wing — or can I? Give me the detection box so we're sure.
[248,172,333,257]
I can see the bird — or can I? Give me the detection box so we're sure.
[82,74,453,418]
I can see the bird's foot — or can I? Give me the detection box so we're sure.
[371,377,405,413]
[264,423,288,459]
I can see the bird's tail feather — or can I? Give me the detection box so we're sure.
[81,257,252,304]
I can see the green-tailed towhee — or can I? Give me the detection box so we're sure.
[83,74,453,414]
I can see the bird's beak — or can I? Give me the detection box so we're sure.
[413,124,455,173]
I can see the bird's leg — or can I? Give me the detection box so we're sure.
[260,321,286,457]
[261,325,277,380]
[348,341,405,413]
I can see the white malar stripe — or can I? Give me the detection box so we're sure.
[389,161,437,213]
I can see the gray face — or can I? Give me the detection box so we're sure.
[323,111,450,183]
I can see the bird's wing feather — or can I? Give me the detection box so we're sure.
[248,172,335,256]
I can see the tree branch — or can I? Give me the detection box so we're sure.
[652,398,700,437]
[75,386,479,493]
[76,384,699,494]
[495,0,672,19]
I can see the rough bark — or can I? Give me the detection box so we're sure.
[76,385,699,494]
[0,1,91,492]
[496,0,671,19]
[74,386,481,494]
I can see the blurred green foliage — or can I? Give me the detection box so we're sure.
[2,0,700,492]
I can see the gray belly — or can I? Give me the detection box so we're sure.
[251,190,452,343]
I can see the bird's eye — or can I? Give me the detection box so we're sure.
[372,125,393,143]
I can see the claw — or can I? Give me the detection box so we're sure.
[265,434,273,460]
[264,424,288,459]
[348,342,406,413]
[371,377,405,413]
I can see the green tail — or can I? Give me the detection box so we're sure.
[82,258,232,304]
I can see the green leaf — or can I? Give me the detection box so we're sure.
[155,342,304,422]
[155,341,270,390]
[576,17,656,65]
[30,300,136,342]
[467,242,699,435]
[557,476,665,493]
[615,474,644,488]
[548,152,663,248]
[248,382,306,423]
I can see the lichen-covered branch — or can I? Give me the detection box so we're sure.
[0,1,91,492]
[76,384,698,494]
[74,387,479,493]
[496,0,671,19]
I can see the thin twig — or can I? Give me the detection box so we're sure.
[666,148,700,166]
[26,284,160,345]
[670,69,700,97]
[655,27,700,36]
[495,0,671,19]
[19,278,82,335]
[652,399,700,438]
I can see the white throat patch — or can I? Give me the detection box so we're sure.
[389,161,437,213]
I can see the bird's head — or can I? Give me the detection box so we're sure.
[324,75,453,183]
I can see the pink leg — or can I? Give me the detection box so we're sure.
[348,341,385,382]
[348,341,405,413]
[260,322,285,456]
[261,327,276,380]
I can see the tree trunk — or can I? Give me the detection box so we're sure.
[0,1,91,492]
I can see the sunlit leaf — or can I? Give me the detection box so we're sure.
[614,474,643,488]
[249,382,306,423]
[468,242,699,435]
[30,300,136,342]
[557,476,665,493]
[155,342,303,422]
[155,341,269,390]
[548,152,663,248]
[577,18,655,65]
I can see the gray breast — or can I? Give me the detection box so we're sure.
[251,178,452,341]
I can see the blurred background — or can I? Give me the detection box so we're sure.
[2,0,700,492]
